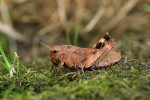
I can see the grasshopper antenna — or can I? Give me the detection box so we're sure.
[34,37,52,51]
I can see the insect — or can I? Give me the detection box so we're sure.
[37,32,121,75]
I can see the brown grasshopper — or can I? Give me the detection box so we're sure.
[38,32,121,75]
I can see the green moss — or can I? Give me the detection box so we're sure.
[0,59,150,100]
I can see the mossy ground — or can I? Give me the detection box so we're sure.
[0,33,150,100]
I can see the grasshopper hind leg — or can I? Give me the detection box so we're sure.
[92,32,110,49]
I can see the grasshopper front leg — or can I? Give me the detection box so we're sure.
[56,62,64,74]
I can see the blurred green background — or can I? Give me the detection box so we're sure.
[0,0,149,62]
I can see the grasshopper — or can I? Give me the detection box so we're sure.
[38,32,121,75]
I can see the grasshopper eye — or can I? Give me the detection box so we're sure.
[53,49,58,53]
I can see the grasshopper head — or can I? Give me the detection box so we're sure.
[50,46,62,66]
[50,45,79,66]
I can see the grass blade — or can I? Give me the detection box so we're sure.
[0,44,14,77]
[0,44,11,68]
[12,53,17,69]
[145,6,150,12]
[73,24,79,46]
[16,52,20,77]
[66,28,71,45]
[0,61,11,71]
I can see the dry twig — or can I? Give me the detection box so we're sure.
[57,0,67,25]
[101,0,140,33]
[0,1,28,42]
[82,6,105,33]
